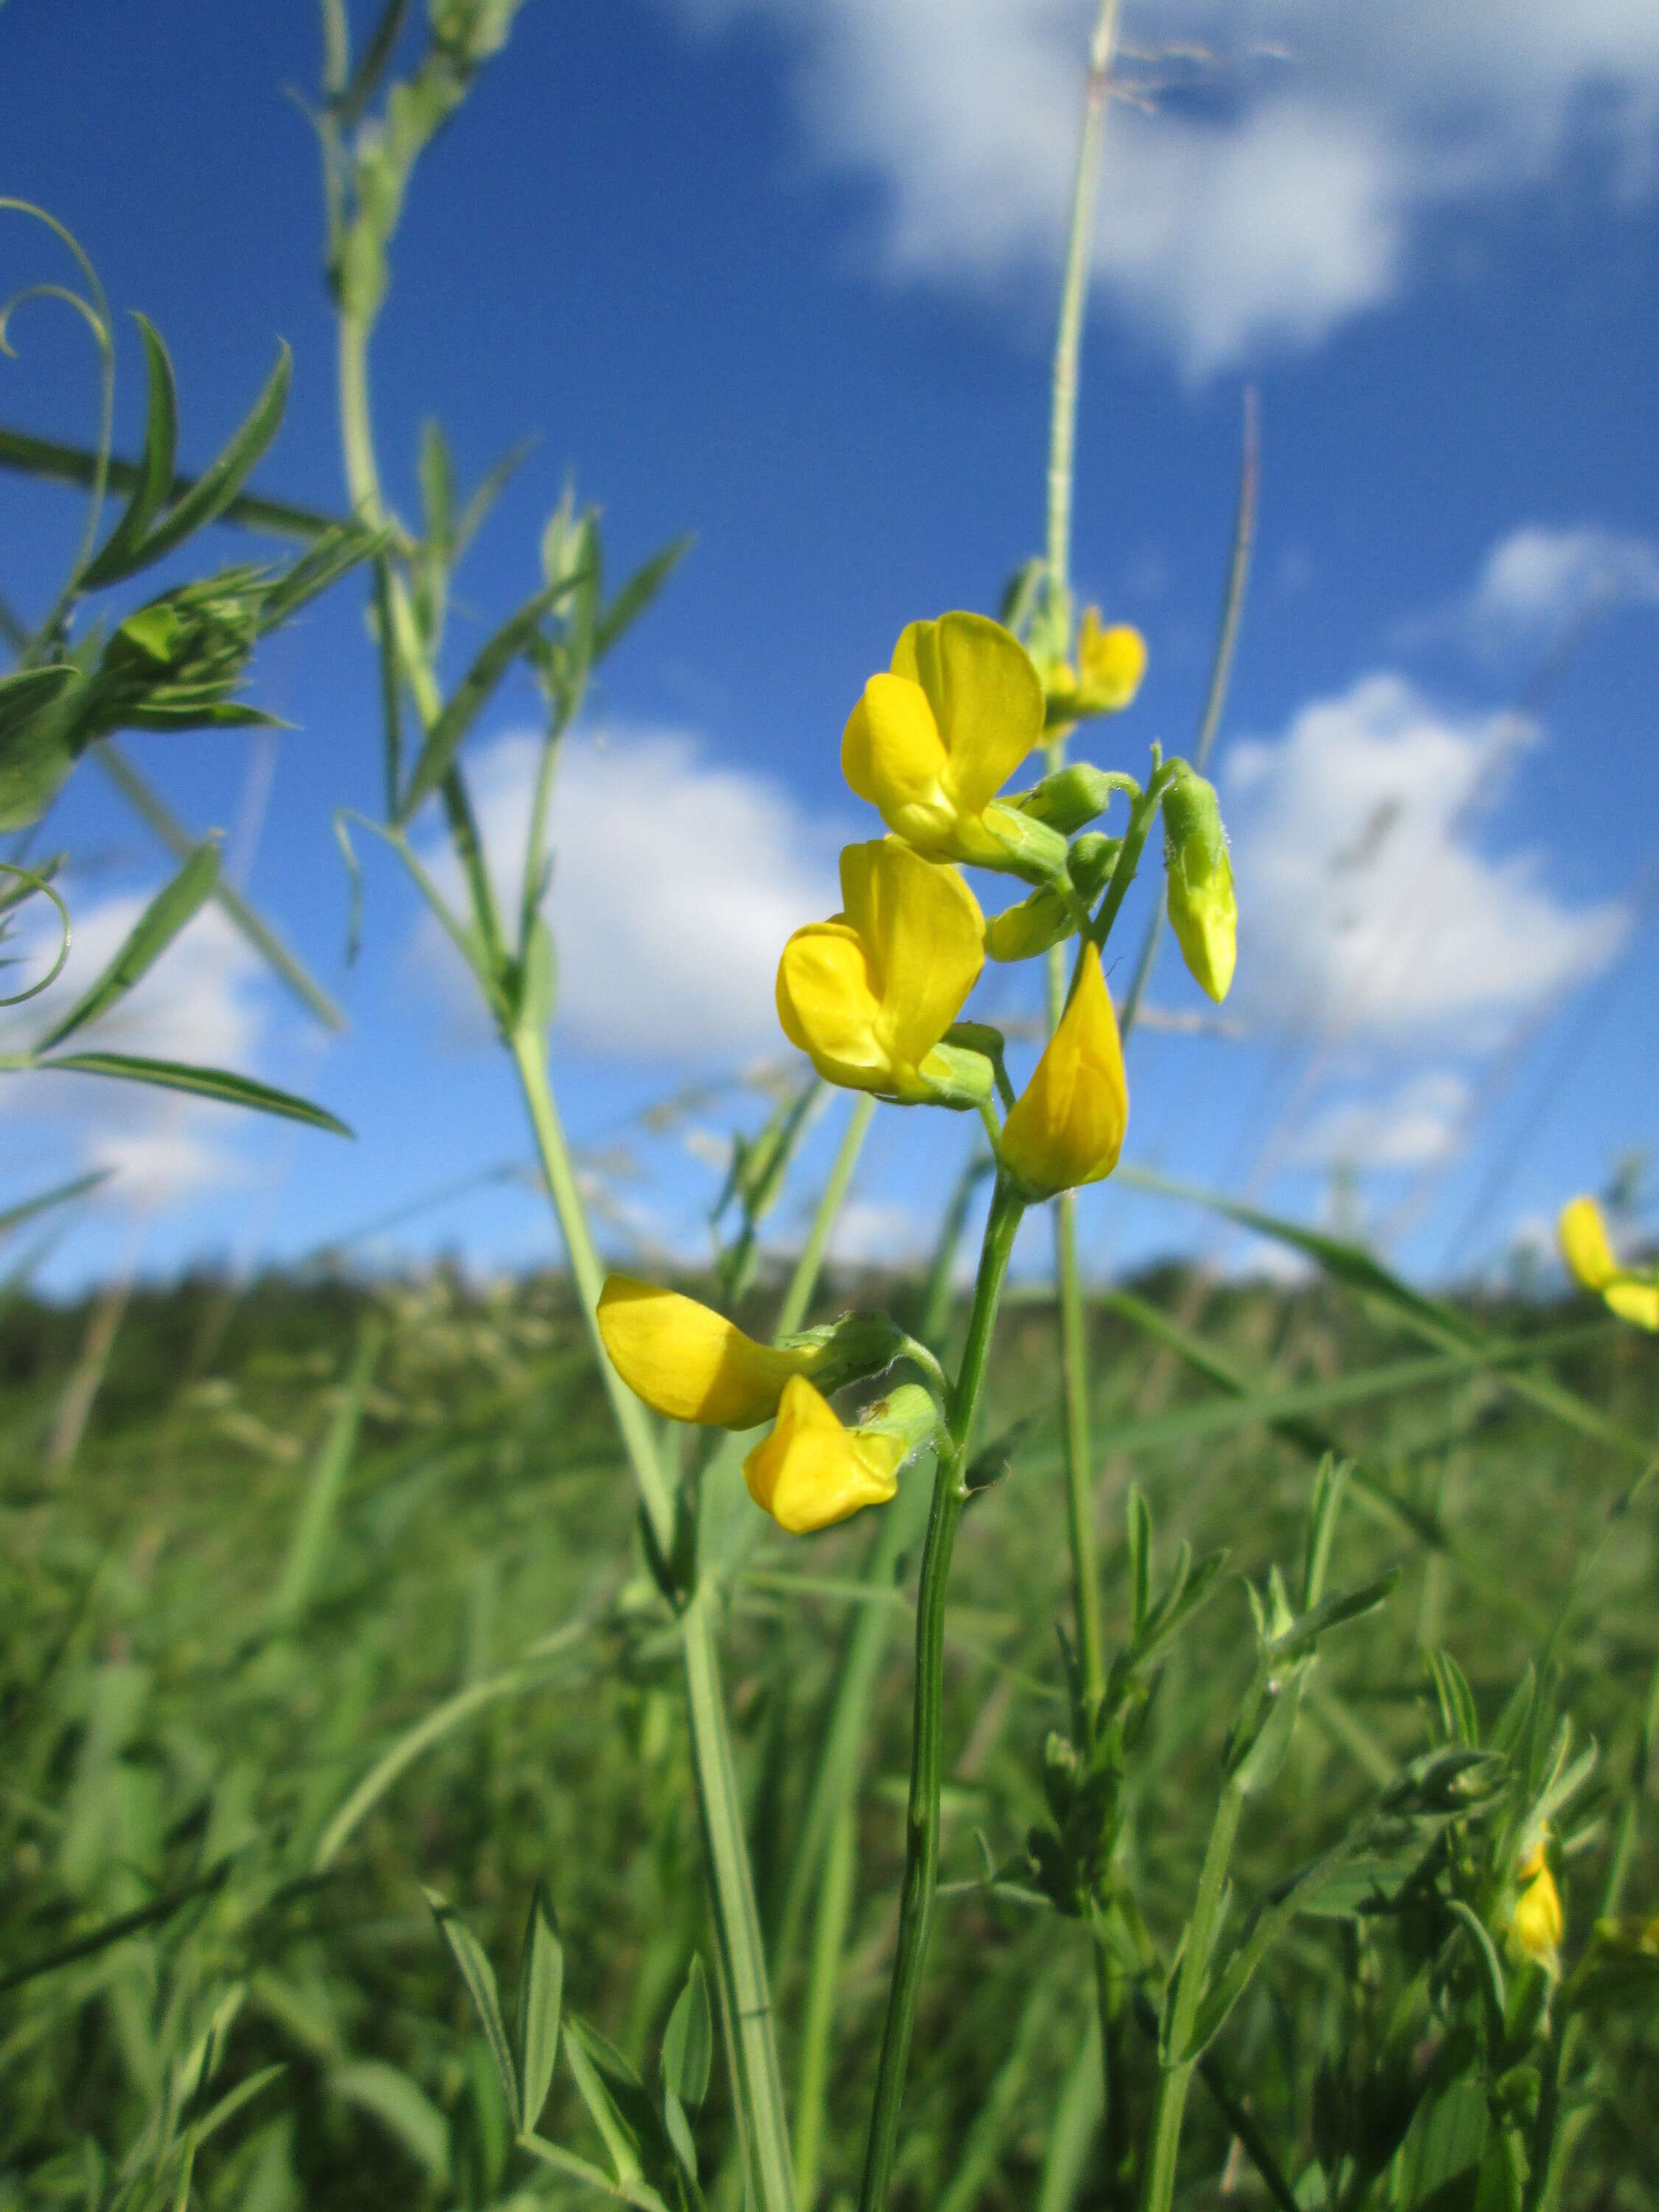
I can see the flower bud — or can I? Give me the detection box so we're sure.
[986,885,1071,964]
[1558,1195,1659,1329]
[744,1375,918,1534]
[1511,1842,1564,1964]
[1161,768,1237,1004]
[1009,762,1117,835]
[1068,832,1121,902]
[598,1276,818,1427]
[999,942,1127,1197]
[1043,611,1147,724]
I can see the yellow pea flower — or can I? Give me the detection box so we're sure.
[776,838,989,1105]
[1558,1196,1659,1331]
[1512,1840,1565,1964]
[1046,608,1148,723]
[841,612,1060,874]
[597,1275,818,1428]
[999,942,1128,1197]
[743,1374,904,1534]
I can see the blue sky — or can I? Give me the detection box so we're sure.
[2,0,1658,1295]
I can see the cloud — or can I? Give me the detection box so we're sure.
[1224,672,1628,1042]
[1467,524,1659,636]
[417,726,844,1059]
[0,886,276,1206]
[1295,1070,1472,1172]
[666,0,1659,374]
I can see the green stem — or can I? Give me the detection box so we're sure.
[1139,1778,1245,2212]
[512,1028,795,2212]
[857,1176,1026,2212]
[1057,1192,1106,1732]
[778,1094,875,1338]
[793,1795,857,2207]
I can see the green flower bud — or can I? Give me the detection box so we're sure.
[1009,762,1117,834]
[1161,768,1237,1004]
[1067,832,1121,902]
[986,884,1072,963]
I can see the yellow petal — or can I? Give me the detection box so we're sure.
[743,1374,902,1534]
[1605,1279,1659,1331]
[1558,1196,1617,1290]
[842,674,952,839]
[1168,848,1238,1003]
[838,840,984,1083]
[891,612,1046,815]
[597,1276,814,1428]
[1000,942,1127,1196]
[776,917,891,1092]
[1512,1865,1564,1961]
[1077,610,1147,711]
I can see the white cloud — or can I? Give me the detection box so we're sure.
[417,726,844,1059]
[0,887,276,1206]
[1295,1070,1471,1172]
[1224,672,1627,1042]
[1468,524,1659,636]
[666,0,1659,374]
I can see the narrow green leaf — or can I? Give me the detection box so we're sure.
[453,437,537,563]
[563,2019,645,2184]
[113,344,292,581]
[515,1885,564,2133]
[591,534,692,664]
[1271,1569,1401,1661]
[424,1890,521,2132]
[78,313,178,590]
[1427,1651,1480,1748]
[36,1051,352,1135]
[35,842,220,1050]
[1127,1484,1152,1634]
[397,575,585,822]
[1448,1899,1508,2029]
[0,1167,110,1245]
[330,2059,450,2182]
[660,1956,712,2113]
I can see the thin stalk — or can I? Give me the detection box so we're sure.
[1119,387,1258,1043]
[857,1176,1026,2212]
[512,1029,794,2212]
[1138,1778,1246,2212]
[792,1796,856,2206]
[778,1094,875,1337]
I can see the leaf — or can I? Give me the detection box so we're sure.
[330,2059,450,2182]
[424,1889,521,2131]
[660,1956,712,2113]
[515,1885,564,2133]
[35,842,220,1049]
[36,1051,352,1133]
[1127,1485,1152,1635]
[0,1167,110,1245]
[0,663,89,830]
[1270,1570,1401,1662]
[563,2018,645,2184]
[1448,1899,1508,2031]
[78,313,178,590]
[105,344,293,582]
[1427,1651,1481,1749]
[591,534,692,664]
[397,575,585,822]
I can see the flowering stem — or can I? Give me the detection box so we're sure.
[857,1174,1026,2212]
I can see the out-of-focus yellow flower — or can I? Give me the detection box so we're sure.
[841,613,1060,874]
[776,838,989,1105]
[999,942,1127,1197]
[1558,1197,1659,1331]
[1046,608,1147,723]
[1512,1840,1565,1964]
[743,1374,903,1534]
[597,1276,818,1428]
[1162,768,1237,1004]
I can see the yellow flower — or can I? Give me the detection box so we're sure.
[1046,608,1147,723]
[999,942,1128,1197]
[1512,1844,1565,1964]
[1162,769,1237,1004]
[1558,1196,1659,1331]
[841,613,1058,873]
[776,838,989,1104]
[743,1374,903,1534]
[597,1275,818,1428]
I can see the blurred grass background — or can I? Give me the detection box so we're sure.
[4,1256,1655,2208]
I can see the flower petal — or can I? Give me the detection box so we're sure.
[743,1374,902,1533]
[1558,1196,1617,1290]
[842,673,950,822]
[892,612,1046,814]
[839,839,984,1079]
[597,1275,814,1427]
[1000,942,1127,1195]
[776,916,889,1091]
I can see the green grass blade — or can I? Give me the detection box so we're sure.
[35,841,220,1050]
[35,1051,352,1134]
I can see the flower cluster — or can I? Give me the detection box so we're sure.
[597,607,1239,1532]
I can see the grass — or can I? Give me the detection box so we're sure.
[3,1255,1655,2210]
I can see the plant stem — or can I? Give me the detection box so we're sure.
[512,1028,796,2212]
[1138,1778,1245,2212]
[778,1094,874,1338]
[857,1175,1026,2212]
[793,1795,856,2206]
